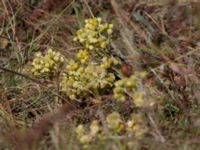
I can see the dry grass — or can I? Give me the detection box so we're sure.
[0,0,200,149]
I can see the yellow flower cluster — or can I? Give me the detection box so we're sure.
[62,20,120,99]
[76,49,89,63]
[100,56,121,69]
[60,61,115,100]
[113,72,155,108]
[106,112,124,133]
[73,17,114,51]
[113,74,139,102]
[31,49,64,77]
[106,112,148,138]
[126,114,148,138]
[66,60,79,72]
[75,120,101,148]
[75,112,148,148]
[75,124,91,148]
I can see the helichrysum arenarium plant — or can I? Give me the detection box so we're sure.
[28,17,152,149]
[28,17,152,108]
[30,49,64,78]
[75,120,103,148]
[73,17,114,55]
[126,113,148,139]
[76,49,89,64]
[75,112,148,148]
[29,17,120,100]
[113,74,140,102]
[113,71,155,108]
[106,111,124,133]
[100,56,121,70]
[60,60,116,100]
[60,22,120,100]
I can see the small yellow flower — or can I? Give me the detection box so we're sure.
[113,73,143,102]
[90,120,100,136]
[76,124,85,138]
[107,28,113,35]
[79,135,92,144]
[132,92,145,107]
[35,52,42,57]
[66,60,79,71]
[106,112,124,132]
[100,56,120,69]
[126,114,148,139]
[76,49,89,63]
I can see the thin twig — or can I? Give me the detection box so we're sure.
[83,0,95,18]
[0,66,43,84]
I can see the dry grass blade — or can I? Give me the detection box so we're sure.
[29,0,73,21]
[0,66,44,84]
[109,0,139,57]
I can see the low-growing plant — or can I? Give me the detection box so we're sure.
[27,17,158,149]
[75,112,148,149]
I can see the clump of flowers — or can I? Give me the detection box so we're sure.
[66,59,79,72]
[106,111,124,133]
[76,49,89,63]
[29,18,118,101]
[75,124,91,148]
[132,91,156,108]
[58,17,119,100]
[30,49,64,78]
[113,74,139,102]
[100,56,121,69]
[113,72,153,108]
[75,112,148,149]
[126,114,148,138]
[60,61,116,100]
[27,17,156,149]
[73,17,114,52]
[75,120,101,148]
